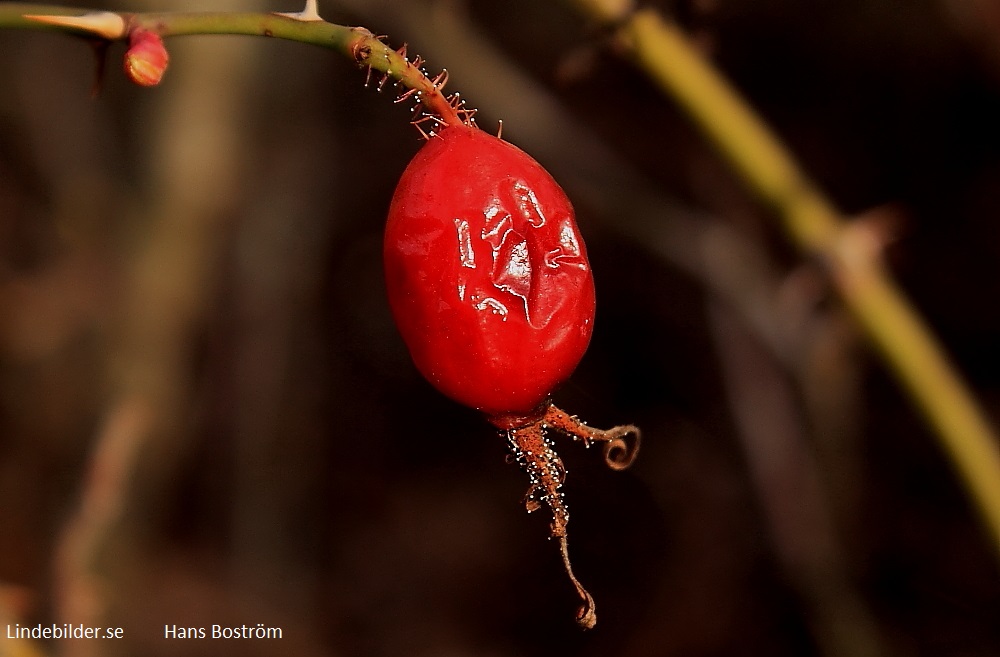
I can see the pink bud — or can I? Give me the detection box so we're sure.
[124,29,169,87]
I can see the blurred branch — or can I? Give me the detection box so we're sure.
[569,2,1000,557]
[53,399,150,657]
[0,585,48,657]
[708,300,884,657]
[104,0,262,523]
[941,0,1000,81]
[42,0,267,640]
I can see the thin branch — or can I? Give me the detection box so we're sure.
[569,2,1000,556]
[709,299,885,657]
[0,2,462,126]
[53,398,151,657]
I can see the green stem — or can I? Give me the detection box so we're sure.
[585,6,1000,555]
[0,2,461,126]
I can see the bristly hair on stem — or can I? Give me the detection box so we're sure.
[0,1,474,134]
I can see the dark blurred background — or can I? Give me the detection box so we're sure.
[2,0,1000,655]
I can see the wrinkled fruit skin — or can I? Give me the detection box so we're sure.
[384,125,595,425]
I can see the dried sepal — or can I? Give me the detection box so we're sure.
[506,420,596,628]
[543,406,641,471]
[502,403,640,629]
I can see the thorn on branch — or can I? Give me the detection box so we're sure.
[274,0,322,22]
[23,11,126,39]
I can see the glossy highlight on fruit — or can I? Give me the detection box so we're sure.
[384,124,595,425]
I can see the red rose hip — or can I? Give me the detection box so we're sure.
[384,122,639,629]
[384,123,594,425]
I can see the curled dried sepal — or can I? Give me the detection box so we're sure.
[504,404,639,629]
[559,535,597,629]
[543,406,641,471]
[124,29,169,87]
[506,421,594,628]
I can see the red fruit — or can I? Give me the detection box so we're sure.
[384,124,595,427]
[384,121,639,629]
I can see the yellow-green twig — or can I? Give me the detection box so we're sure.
[582,5,1000,555]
